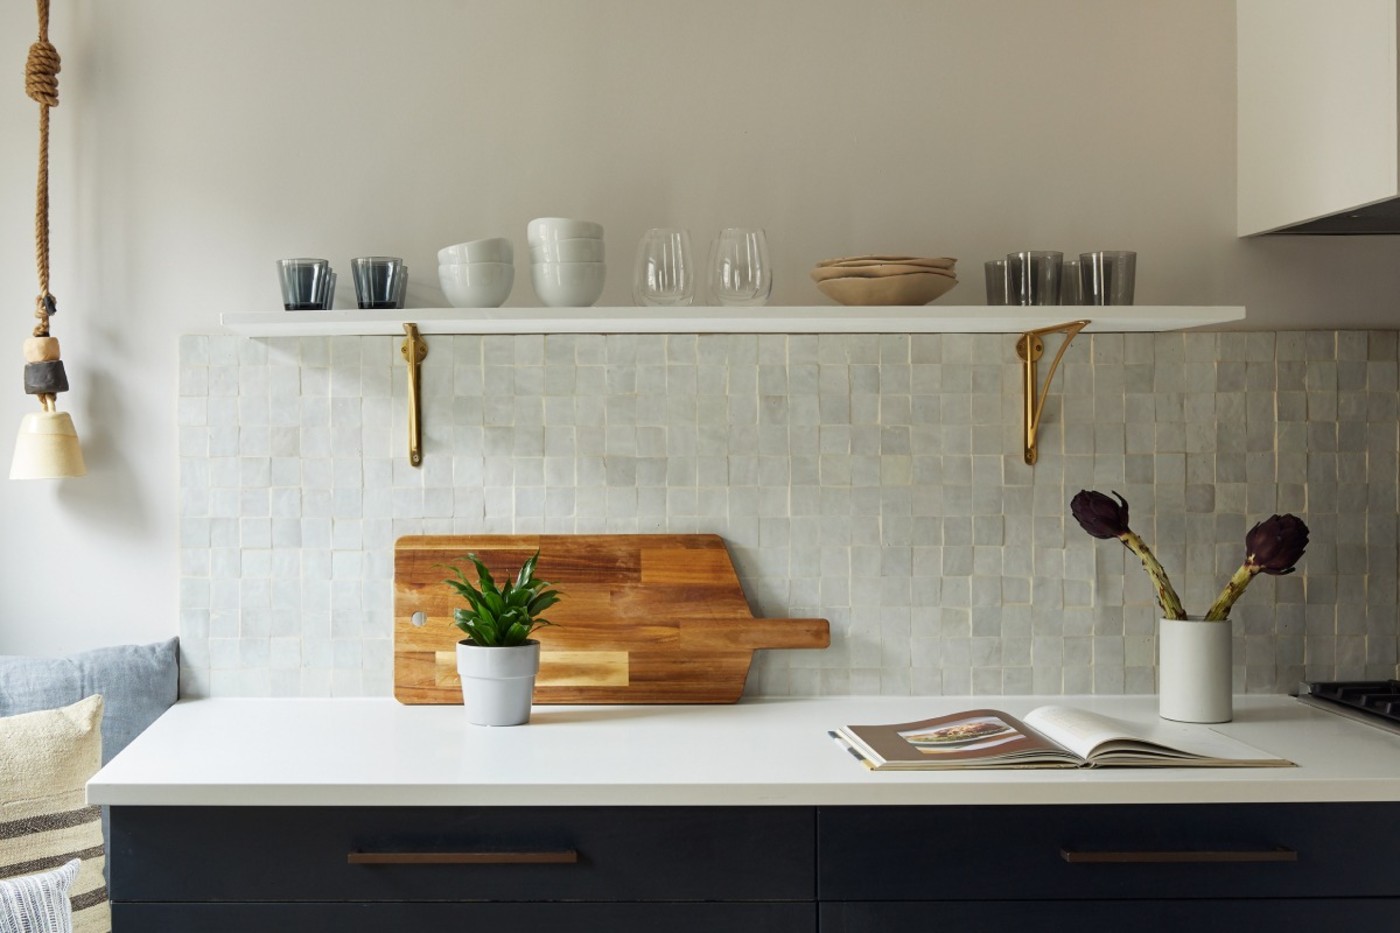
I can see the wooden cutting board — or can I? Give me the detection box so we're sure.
[394,534,830,704]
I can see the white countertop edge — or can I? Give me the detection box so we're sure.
[87,695,1400,808]
[88,780,1400,809]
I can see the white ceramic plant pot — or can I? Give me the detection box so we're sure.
[1158,617,1233,724]
[456,639,541,726]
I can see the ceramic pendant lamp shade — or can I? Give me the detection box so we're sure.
[10,410,85,479]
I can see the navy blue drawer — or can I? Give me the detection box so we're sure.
[821,899,1400,932]
[114,902,814,933]
[111,806,814,903]
[819,803,1400,901]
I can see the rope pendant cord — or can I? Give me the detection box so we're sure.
[26,0,59,341]
[23,0,60,410]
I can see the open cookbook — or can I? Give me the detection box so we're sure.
[830,706,1293,771]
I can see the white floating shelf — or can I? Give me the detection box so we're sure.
[220,305,1244,337]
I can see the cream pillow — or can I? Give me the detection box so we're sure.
[0,696,109,933]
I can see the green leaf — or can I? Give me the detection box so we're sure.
[527,590,561,616]
[443,566,485,605]
[515,551,539,590]
[458,588,488,616]
[466,553,498,597]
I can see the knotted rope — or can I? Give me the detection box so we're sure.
[25,0,60,339]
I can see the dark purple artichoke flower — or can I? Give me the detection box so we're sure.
[1069,489,1186,620]
[1204,513,1311,620]
[1245,514,1310,575]
[1070,490,1131,540]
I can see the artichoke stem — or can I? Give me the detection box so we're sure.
[1203,563,1257,622]
[1120,531,1187,620]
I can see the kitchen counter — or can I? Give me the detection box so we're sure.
[87,694,1400,807]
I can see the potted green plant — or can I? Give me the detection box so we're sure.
[443,551,561,726]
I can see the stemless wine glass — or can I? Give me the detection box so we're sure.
[632,228,695,306]
[709,227,772,306]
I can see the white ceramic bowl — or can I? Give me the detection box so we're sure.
[529,237,606,264]
[438,261,514,308]
[527,217,604,243]
[437,237,513,265]
[530,261,605,307]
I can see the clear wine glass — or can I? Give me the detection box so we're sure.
[632,228,695,306]
[709,227,772,306]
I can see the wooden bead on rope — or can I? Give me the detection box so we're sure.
[24,359,67,395]
[23,336,59,362]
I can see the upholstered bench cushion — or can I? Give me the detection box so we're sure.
[0,638,178,764]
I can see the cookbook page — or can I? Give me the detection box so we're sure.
[843,708,1074,766]
[1089,715,1293,765]
[1022,705,1144,759]
[1022,705,1291,765]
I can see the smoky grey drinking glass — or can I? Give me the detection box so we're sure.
[1080,250,1136,305]
[1007,250,1062,306]
[984,259,1011,305]
[392,266,408,309]
[351,256,406,310]
[278,258,333,311]
[1059,259,1082,305]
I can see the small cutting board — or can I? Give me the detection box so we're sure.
[394,534,830,704]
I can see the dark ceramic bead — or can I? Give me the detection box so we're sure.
[24,359,68,394]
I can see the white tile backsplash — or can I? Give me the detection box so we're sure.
[176,331,1400,698]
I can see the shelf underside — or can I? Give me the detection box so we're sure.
[220,305,1244,337]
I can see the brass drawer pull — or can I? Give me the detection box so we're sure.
[1060,846,1297,864]
[349,850,579,865]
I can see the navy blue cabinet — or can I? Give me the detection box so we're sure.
[115,903,815,933]
[109,805,814,933]
[817,803,1400,931]
[821,900,1400,932]
[108,802,1400,931]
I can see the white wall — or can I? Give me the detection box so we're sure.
[2,0,1397,656]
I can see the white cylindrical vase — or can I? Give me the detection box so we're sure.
[456,640,541,726]
[1158,617,1233,723]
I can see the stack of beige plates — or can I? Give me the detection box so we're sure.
[810,255,958,306]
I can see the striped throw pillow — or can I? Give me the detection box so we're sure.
[0,858,79,933]
[0,696,109,932]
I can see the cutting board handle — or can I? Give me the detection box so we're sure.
[750,618,830,650]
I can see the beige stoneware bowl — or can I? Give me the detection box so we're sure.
[810,263,958,282]
[817,255,957,269]
[816,271,958,306]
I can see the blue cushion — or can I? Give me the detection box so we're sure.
[0,638,178,763]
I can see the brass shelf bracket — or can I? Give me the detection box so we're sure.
[400,322,428,467]
[1016,319,1089,466]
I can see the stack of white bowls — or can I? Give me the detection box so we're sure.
[528,218,605,307]
[438,237,514,308]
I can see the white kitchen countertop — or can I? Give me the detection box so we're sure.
[87,694,1400,808]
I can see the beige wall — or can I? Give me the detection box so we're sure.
[2,0,1397,655]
